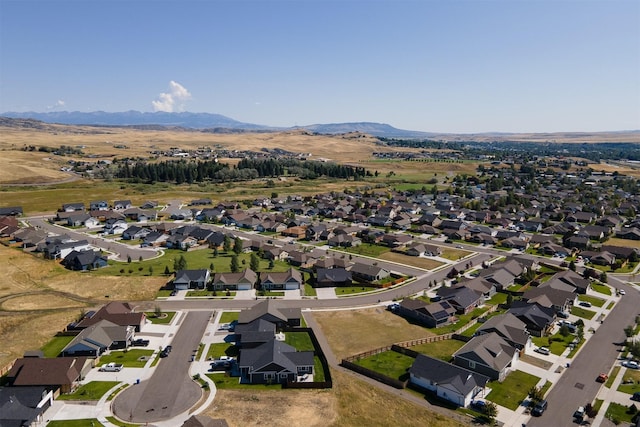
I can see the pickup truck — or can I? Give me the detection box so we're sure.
[99,362,123,372]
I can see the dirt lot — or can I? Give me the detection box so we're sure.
[312,307,434,360]
[379,251,445,270]
[205,370,464,427]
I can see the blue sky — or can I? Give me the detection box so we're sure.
[1,0,639,133]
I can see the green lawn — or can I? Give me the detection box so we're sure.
[409,339,465,362]
[486,292,508,305]
[571,305,597,320]
[540,380,552,397]
[604,402,635,425]
[578,294,606,307]
[40,335,74,358]
[335,286,378,296]
[607,301,615,310]
[606,366,621,388]
[434,306,491,335]
[99,349,154,367]
[105,416,139,427]
[354,350,415,381]
[206,342,239,360]
[591,282,612,295]
[532,332,578,355]
[313,356,326,382]
[145,311,176,324]
[618,369,640,394]
[57,381,120,401]
[186,290,236,297]
[486,370,540,410]
[47,420,105,427]
[304,282,317,296]
[284,331,315,351]
[219,311,239,323]
[206,373,281,390]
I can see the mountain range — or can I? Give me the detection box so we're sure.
[0,110,433,138]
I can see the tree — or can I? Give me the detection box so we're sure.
[625,325,636,338]
[559,325,570,337]
[127,255,132,263]
[209,262,214,272]
[223,235,232,252]
[569,260,576,271]
[250,253,260,271]
[506,293,514,308]
[174,255,187,271]
[154,305,162,318]
[233,237,243,255]
[600,271,608,283]
[528,385,544,402]
[268,259,275,269]
[483,401,498,423]
[230,254,240,273]
[139,255,143,262]
[628,340,640,360]
[213,247,219,257]
[164,265,170,275]
[148,265,153,275]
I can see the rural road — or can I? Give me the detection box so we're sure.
[112,310,212,423]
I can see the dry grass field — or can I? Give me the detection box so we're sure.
[205,370,464,427]
[312,307,434,360]
[0,244,164,369]
[603,237,640,249]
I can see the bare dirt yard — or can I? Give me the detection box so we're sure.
[205,370,465,427]
[379,251,445,271]
[312,307,434,360]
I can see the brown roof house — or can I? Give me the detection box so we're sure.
[74,301,146,332]
[8,357,93,394]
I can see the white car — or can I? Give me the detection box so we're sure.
[619,289,626,295]
[535,347,550,355]
[625,361,639,369]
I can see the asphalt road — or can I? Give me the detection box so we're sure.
[112,310,213,423]
[527,276,638,427]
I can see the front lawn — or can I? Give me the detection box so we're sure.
[99,349,154,367]
[145,311,176,324]
[591,282,612,295]
[532,332,577,355]
[409,339,465,362]
[486,370,540,410]
[57,381,120,401]
[571,306,597,320]
[206,342,239,360]
[353,350,415,381]
[47,420,105,427]
[618,369,640,395]
[219,311,239,324]
[578,294,606,308]
[337,243,390,257]
[604,402,635,425]
[336,286,378,296]
[304,282,317,296]
[40,335,74,358]
[284,331,315,351]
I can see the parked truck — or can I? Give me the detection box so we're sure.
[99,362,123,372]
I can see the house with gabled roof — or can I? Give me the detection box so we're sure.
[61,202,85,212]
[397,298,457,328]
[0,386,55,427]
[62,320,134,357]
[74,301,146,332]
[508,301,555,337]
[260,268,303,290]
[234,319,276,348]
[7,357,92,394]
[475,313,530,351]
[316,268,352,287]
[453,332,518,381]
[237,339,314,384]
[62,250,108,271]
[408,354,489,407]
[174,269,210,290]
[349,262,390,283]
[212,269,257,291]
[237,300,301,329]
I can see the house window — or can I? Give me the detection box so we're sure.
[469,361,476,369]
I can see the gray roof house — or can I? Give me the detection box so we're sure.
[174,269,211,290]
[453,332,518,381]
[237,300,302,330]
[475,313,530,350]
[237,339,314,384]
[0,386,55,427]
[211,269,257,291]
[349,262,390,283]
[409,354,489,407]
[61,320,134,357]
[259,268,303,291]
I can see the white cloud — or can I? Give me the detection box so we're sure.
[46,99,66,110]
[152,80,192,112]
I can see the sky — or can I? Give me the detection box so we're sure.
[1,0,639,133]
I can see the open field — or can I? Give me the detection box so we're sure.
[312,307,434,360]
[204,369,465,427]
[603,237,640,249]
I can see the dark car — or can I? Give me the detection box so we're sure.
[531,400,548,416]
[159,345,172,358]
[132,339,150,347]
[632,392,640,401]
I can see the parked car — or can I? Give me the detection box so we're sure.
[619,289,626,295]
[132,338,150,347]
[579,301,592,308]
[170,290,177,296]
[632,391,640,401]
[99,362,123,372]
[573,406,585,420]
[160,345,172,358]
[625,361,639,369]
[471,400,486,410]
[557,311,570,319]
[596,373,608,382]
[535,347,550,355]
[531,399,548,416]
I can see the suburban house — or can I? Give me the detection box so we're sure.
[61,320,134,357]
[349,262,390,283]
[315,268,352,287]
[0,386,55,427]
[475,313,531,351]
[396,298,457,328]
[408,354,489,407]
[89,200,109,211]
[211,269,258,291]
[234,319,277,348]
[436,286,483,314]
[73,302,146,332]
[237,339,314,384]
[7,357,93,394]
[113,200,133,210]
[61,203,85,212]
[62,250,108,271]
[66,212,100,228]
[508,301,556,337]
[173,269,211,290]
[42,238,91,260]
[456,277,496,299]
[0,206,23,216]
[453,332,518,381]
[259,268,303,291]
[237,300,302,330]
[122,225,151,240]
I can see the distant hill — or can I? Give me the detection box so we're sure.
[0,111,430,138]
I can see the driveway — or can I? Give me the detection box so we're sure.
[112,311,212,423]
